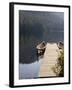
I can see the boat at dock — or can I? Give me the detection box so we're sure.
[57,41,64,49]
[36,41,46,56]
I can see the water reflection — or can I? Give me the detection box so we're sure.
[19,11,64,79]
[19,46,39,64]
[19,58,43,79]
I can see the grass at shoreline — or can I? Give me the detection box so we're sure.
[52,49,64,77]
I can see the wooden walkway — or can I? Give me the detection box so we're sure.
[39,43,59,77]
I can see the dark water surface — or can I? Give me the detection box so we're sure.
[19,11,64,79]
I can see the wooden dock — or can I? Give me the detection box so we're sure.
[39,43,59,77]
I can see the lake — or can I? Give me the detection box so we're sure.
[19,11,64,79]
[19,58,43,79]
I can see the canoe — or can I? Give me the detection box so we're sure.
[57,41,64,49]
[36,41,46,56]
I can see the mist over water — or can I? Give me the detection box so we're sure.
[19,10,64,79]
[19,59,43,79]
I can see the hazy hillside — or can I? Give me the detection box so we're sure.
[19,10,64,44]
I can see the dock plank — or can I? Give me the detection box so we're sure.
[39,43,59,77]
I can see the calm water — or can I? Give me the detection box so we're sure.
[19,58,43,79]
[19,11,64,79]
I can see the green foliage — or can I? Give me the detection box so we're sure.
[58,50,64,76]
[52,50,64,77]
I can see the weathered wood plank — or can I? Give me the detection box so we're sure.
[39,43,59,77]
